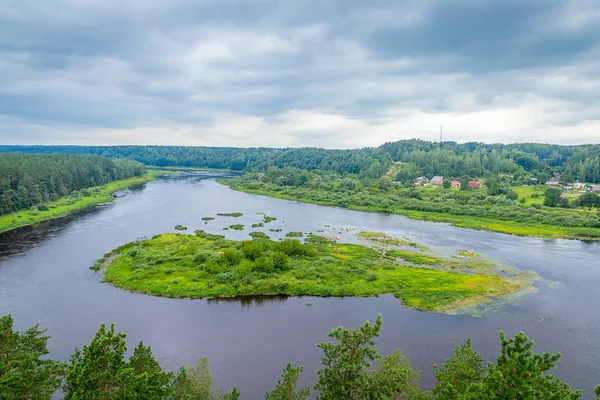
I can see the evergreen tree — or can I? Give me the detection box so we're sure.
[314,315,382,399]
[371,349,421,399]
[264,363,310,400]
[0,315,65,399]
[431,339,484,399]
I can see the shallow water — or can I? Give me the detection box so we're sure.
[1,172,599,398]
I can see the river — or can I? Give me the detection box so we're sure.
[1,172,599,398]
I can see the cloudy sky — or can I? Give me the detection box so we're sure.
[1,0,600,148]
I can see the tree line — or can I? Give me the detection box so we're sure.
[1,314,596,399]
[2,140,600,182]
[0,154,146,216]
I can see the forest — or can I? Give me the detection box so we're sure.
[1,313,596,399]
[0,154,146,216]
[1,140,600,183]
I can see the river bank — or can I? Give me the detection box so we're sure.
[219,179,600,241]
[0,170,168,233]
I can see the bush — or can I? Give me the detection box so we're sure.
[220,248,241,267]
[271,251,290,272]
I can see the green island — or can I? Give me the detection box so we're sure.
[201,216,215,221]
[93,231,530,313]
[0,171,165,234]
[221,169,600,241]
[217,212,243,217]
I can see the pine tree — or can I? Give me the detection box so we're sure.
[431,339,484,399]
[265,363,310,400]
[314,314,382,399]
[0,315,65,399]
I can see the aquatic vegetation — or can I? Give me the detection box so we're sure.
[286,232,303,238]
[358,231,427,250]
[174,225,187,231]
[454,249,479,258]
[270,228,283,232]
[249,231,269,239]
[264,215,277,223]
[217,212,243,217]
[229,224,245,231]
[201,217,215,221]
[99,232,529,313]
[252,223,265,228]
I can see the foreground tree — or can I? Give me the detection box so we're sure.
[463,332,582,399]
[544,188,562,207]
[371,349,421,399]
[0,315,65,399]
[431,339,484,399]
[314,315,383,399]
[264,363,310,400]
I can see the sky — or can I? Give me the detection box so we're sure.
[1,0,600,148]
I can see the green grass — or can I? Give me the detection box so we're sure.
[217,212,243,218]
[0,171,164,234]
[229,224,245,231]
[510,186,546,205]
[98,232,530,313]
[219,180,600,241]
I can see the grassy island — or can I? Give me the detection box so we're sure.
[0,171,165,234]
[94,232,530,313]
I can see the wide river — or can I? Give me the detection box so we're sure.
[1,172,599,398]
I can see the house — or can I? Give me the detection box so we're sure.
[450,180,461,188]
[545,177,560,186]
[574,182,585,190]
[562,184,574,190]
[430,176,444,186]
[590,185,600,193]
[414,176,429,187]
[469,180,481,189]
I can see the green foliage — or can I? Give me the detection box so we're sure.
[465,331,583,399]
[249,231,269,239]
[229,224,245,231]
[263,215,277,223]
[505,190,518,201]
[544,188,562,207]
[0,315,65,399]
[443,178,451,189]
[431,339,484,398]
[217,213,243,218]
[371,349,421,399]
[201,217,215,221]
[174,225,188,231]
[581,192,599,210]
[264,363,310,400]
[0,153,145,217]
[314,315,383,399]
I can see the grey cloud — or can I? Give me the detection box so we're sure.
[1,0,600,146]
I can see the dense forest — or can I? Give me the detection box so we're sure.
[2,313,595,399]
[0,154,146,215]
[1,140,599,182]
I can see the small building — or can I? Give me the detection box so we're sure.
[415,176,429,183]
[590,185,600,193]
[469,180,481,189]
[562,184,574,190]
[451,180,461,188]
[545,178,560,186]
[574,182,585,189]
[430,176,444,186]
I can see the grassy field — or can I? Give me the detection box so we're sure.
[510,186,547,205]
[220,180,600,241]
[96,232,529,313]
[0,170,167,233]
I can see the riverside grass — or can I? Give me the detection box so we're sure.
[96,232,528,313]
[219,180,600,241]
[0,170,167,234]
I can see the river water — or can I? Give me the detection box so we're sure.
[1,172,599,398]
